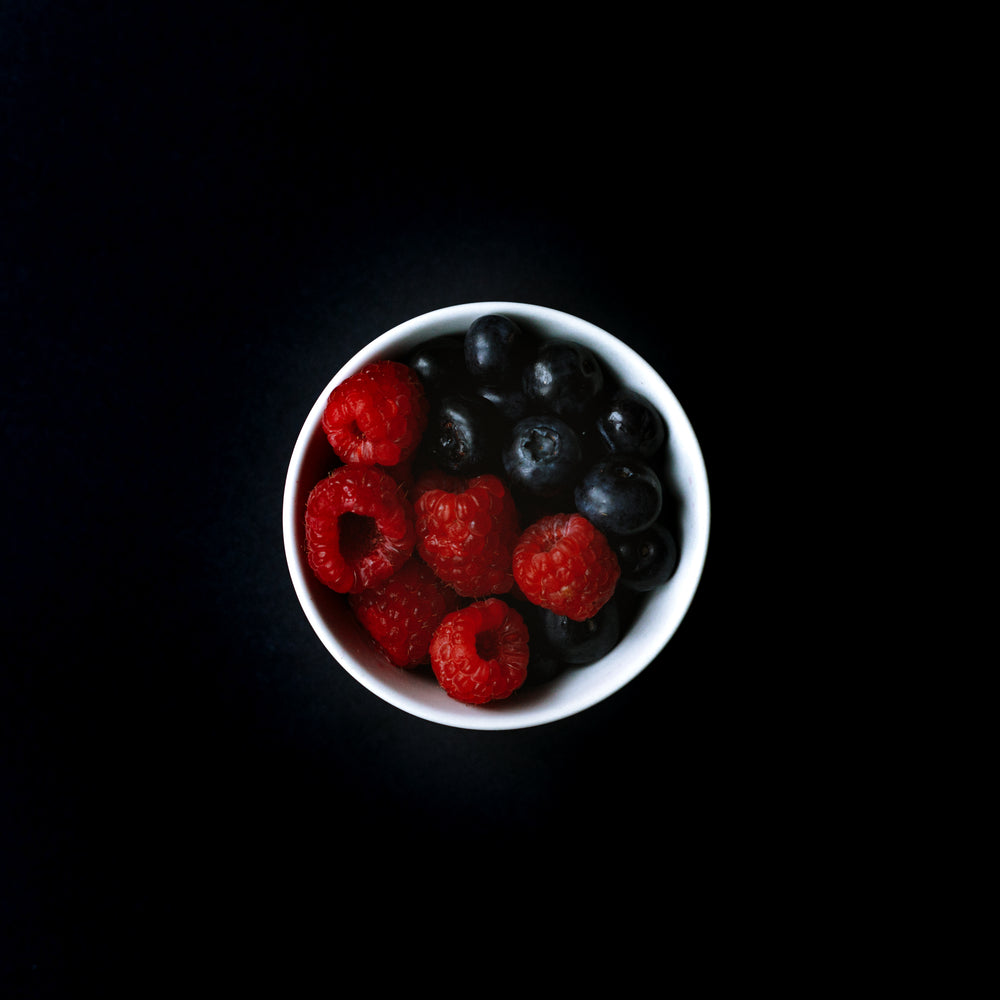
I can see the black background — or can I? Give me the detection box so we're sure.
[2,1,763,989]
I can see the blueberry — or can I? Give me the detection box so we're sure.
[408,335,468,391]
[524,648,567,685]
[595,389,666,458]
[538,598,620,665]
[513,601,568,685]
[475,382,532,424]
[612,522,678,591]
[465,314,533,386]
[425,394,498,475]
[574,458,662,536]
[503,415,583,499]
[523,341,604,423]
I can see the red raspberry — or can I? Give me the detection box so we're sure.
[429,598,529,705]
[512,513,620,622]
[349,556,460,668]
[321,360,428,467]
[305,465,416,594]
[413,470,520,598]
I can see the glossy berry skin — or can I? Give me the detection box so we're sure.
[474,382,532,424]
[430,598,529,705]
[523,341,604,422]
[408,335,469,392]
[349,556,460,667]
[322,360,428,467]
[305,465,416,594]
[513,513,620,622]
[503,415,583,499]
[424,393,498,476]
[612,522,679,591]
[464,314,533,386]
[574,458,662,537]
[538,597,620,665]
[595,389,665,459]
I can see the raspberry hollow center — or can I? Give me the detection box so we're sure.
[339,512,377,561]
[475,628,500,663]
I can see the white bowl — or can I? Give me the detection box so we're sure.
[282,302,710,730]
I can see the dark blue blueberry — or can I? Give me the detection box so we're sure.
[475,382,532,424]
[513,601,568,686]
[524,648,567,685]
[595,388,666,458]
[408,335,469,391]
[537,598,620,665]
[503,415,583,499]
[465,314,534,386]
[522,341,604,423]
[574,457,662,536]
[425,394,498,476]
[612,522,679,591]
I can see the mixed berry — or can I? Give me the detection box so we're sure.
[303,313,680,706]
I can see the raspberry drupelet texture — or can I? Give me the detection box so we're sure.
[429,598,529,705]
[413,470,520,598]
[321,360,428,467]
[349,556,460,668]
[512,512,620,622]
[305,465,416,594]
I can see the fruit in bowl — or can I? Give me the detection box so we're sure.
[283,302,710,730]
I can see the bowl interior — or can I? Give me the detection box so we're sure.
[282,302,710,730]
